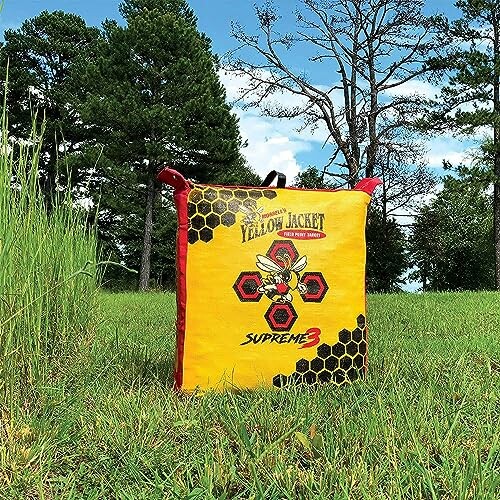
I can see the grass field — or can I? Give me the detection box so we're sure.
[1,291,500,499]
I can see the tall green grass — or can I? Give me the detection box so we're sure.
[0,108,99,406]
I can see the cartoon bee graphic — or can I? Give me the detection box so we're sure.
[256,252,308,303]
[239,204,264,225]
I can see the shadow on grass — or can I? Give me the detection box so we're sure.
[118,345,175,386]
[86,337,176,390]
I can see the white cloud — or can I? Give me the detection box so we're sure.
[234,108,311,181]
[425,137,478,168]
[220,69,329,181]
[219,70,476,184]
[383,79,440,99]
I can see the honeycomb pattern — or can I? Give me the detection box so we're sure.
[273,314,367,388]
[187,185,277,244]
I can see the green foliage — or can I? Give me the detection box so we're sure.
[293,166,336,189]
[366,208,408,293]
[75,0,258,288]
[81,0,250,181]
[0,11,102,205]
[1,291,500,497]
[410,179,495,291]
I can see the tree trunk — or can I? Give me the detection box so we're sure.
[493,12,500,289]
[366,39,378,179]
[139,174,158,291]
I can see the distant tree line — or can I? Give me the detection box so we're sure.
[0,0,498,292]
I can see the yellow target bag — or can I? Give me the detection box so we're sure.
[158,168,380,392]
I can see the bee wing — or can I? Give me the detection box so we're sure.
[239,205,252,214]
[292,255,307,272]
[256,254,282,272]
[256,207,264,213]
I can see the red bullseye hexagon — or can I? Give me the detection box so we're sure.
[264,303,298,331]
[300,272,329,302]
[266,240,299,266]
[233,272,263,302]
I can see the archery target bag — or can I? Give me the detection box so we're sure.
[158,167,381,392]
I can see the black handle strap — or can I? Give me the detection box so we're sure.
[260,170,286,188]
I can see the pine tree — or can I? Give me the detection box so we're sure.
[80,0,257,290]
[0,11,101,206]
[423,0,500,287]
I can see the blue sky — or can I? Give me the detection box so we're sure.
[0,0,476,185]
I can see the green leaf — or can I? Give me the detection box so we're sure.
[295,431,312,452]
[238,422,254,458]
[311,432,324,459]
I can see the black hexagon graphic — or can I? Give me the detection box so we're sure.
[206,213,221,229]
[213,200,227,214]
[353,353,364,369]
[317,344,331,359]
[310,357,324,372]
[204,188,217,202]
[242,198,257,210]
[357,315,366,329]
[249,190,264,199]
[188,203,197,217]
[264,303,298,332]
[332,343,346,357]
[346,341,358,356]
[266,240,299,265]
[333,370,346,385]
[273,374,288,388]
[340,356,352,371]
[347,367,360,381]
[300,272,329,303]
[191,214,205,231]
[263,190,277,199]
[227,199,240,212]
[233,272,263,302]
[188,229,199,244]
[190,189,203,204]
[221,212,236,227]
[359,340,367,355]
[339,329,351,344]
[219,189,233,200]
[197,200,211,215]
[303,371,317,385]
[199,227,213,243]
[289,372,303,385]
[325,356,338,371]
[296,358,309,373]
[352,327,363,343]
[234,190,249,200]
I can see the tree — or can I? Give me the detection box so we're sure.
[366,207,408,292]
[372,139,437,225]
[0,11,102,206]
[410,179,494,291]
[229,0,443,187]
[80,0,258,290]
[422,0,500,287]
[293,165,335,189]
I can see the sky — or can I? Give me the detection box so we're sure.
[0,0,480,185]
